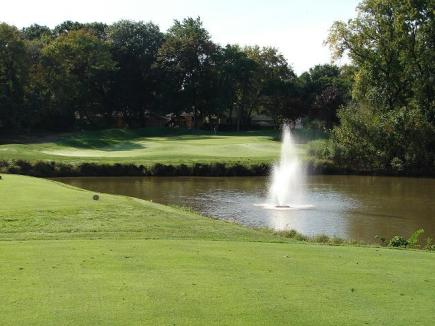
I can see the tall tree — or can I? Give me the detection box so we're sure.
[327,0,434,121]
[108,21,163,126]
[157,17,217,128]
[216,45,260,130]
[299,64,352,129]
[253,47,300,127]
[327,0,435,171]
[0,23,29,131]
[22,24,52,40]
[53,21,84,36]
[40,29,116,129]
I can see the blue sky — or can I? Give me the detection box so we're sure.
[3,0,361,74]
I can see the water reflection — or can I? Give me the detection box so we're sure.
[57,176,435,243]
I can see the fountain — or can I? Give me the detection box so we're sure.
[256,124,312,210]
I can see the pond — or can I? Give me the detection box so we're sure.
[57,175,435,243]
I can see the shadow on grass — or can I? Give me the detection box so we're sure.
[2,127,327,148]
[56,128,282,149]
[58,138,146,151]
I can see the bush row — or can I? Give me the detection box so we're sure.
[0,160,274,177]
[1,159,432,177]
[2,158,431,178]
[275,228,434,251]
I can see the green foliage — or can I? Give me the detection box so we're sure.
[408,228,425,248]
[157,17,217,127]
[389,236,409,248]
[299,64,353,129]
[108,21,163,126]
[22,24,52,40]
[313,234,331,243]
[39,29,117,129]
[274,229,352,245]
[424,237,434,251]
[1,17,354,133]
[306,139,334,160]
[246,46,299,128]
[0,23,29,130]
[331,104,435,172]
[275,229,308,241]
[324,0,435,174]
[374,235,387,246]
[328,0,434,120]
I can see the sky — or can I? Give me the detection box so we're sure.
[2,0,361,74]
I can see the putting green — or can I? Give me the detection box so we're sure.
[0,128,314,164]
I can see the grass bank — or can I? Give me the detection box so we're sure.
[0,174,434,325]
[0,174,278,241]
[0,128,335,177]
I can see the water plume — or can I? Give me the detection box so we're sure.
[256,124,311,210]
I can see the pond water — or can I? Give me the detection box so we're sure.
[58,176,435,243]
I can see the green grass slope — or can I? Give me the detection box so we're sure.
[0,174,434,325]
[0,174,278,241]
[0,128,321,165]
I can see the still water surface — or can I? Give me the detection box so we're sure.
[58,176,435,243]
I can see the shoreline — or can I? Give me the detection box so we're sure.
[1,159,434,178]
[0,173,432,250]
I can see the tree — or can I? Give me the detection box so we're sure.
[214,45,260,130]
[108,20,163,126]
[252,47,300,127]
[22,24,52,40]
[40,29,116,129]
[326,0,435,172]
[299,64,352,129]
[53,21,84,36]
[0,23,29,131]
[157,17,217,128]
[327,0,434,121]
[83,22,109,40]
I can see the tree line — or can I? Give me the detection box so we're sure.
[323,0,434,173]
[0,18,351,132]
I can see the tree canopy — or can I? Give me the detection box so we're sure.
[0,17,351,132]
[326,0,434,173]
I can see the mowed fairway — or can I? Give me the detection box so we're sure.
[0,128,316,165]
[1,175,434,325]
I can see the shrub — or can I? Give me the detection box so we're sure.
[313,234,330,243]
[278,229,298,238]
[0,159,273,177]
[306,139,333,160]
[294,233,308,241]
[331,105,435,173]
[389,236,408,248]
[274,229,308,241]
[424,237,434,251]
[151,163,176,176]
[407,229,424,248]
[32,161,56,176]
[12,160,33,174]
[374,235,387,246]
[330,236,345,245]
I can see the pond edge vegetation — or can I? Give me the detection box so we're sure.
[1,158,434,178]
[273,228,435,252]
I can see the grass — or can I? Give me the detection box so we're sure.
[2,240,434,325]
[1,174,434,325]
[0,128,323,166]
[0,174,279,242]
